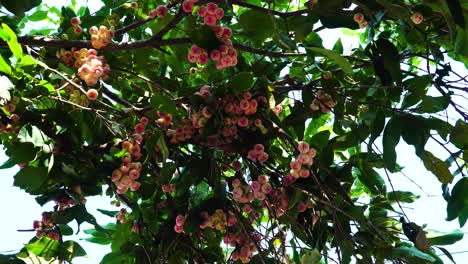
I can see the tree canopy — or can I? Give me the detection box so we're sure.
[0,0,467,263]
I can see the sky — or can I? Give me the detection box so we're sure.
[0,0,467,263]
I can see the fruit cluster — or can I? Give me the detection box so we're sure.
[115,208,128,224]
[54,195,75,211]
[149,5,168,19]
[111,140,143,194]
[262,188,289,217]
[134,116,149,135]
[70,17,83,35]
[296,199,314,213]
[283,141,316,184]
[199,209,237,232]
[232,178,255,203]
[247,144,269,163]
[185,2,238,69]
[0,97,20,134]
[250,175,272,201]
[309,90,336,113]
[33,212,60,240]
[224,231,261,263]
[353,13,368,28]
[168,87,268,147]
[66,88,89,106]
[57,48,110,86]
[89,25,114,49]
[174,214,185,233]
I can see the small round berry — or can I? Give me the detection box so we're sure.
[73,26,83,35]
[198,6,207,17]
[353,13,364,23]
[86,89,99,100]
[135,123,145,134]
[70,17,81,26]
[182,0,194,13]
[411,12,424,24]
[140,117,149,126]
[156,5,168,18]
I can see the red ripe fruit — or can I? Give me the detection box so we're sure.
[156,5,168,18]
[140,117,149,126]
[182,0,194,13]
[135,123,145,134]
[86,89,99,100]
[70,17,81,26]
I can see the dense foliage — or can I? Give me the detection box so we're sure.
[0,0,467,263]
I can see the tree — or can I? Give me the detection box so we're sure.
[0,0,467,263]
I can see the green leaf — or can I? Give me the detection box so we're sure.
[97,209,119,218]
[376,38,402,85]
[111,221,131,251]
[356,167,386,195]
[25,237,60,260]
[229,71,254,92]
[450,119,467,148]
[59,224,74,236]
[301,249,321,264]
[0,158,16,169]
[58,241,87,262]
[18,125,48,147]
[6,142,38,164]
[387,191,420,203]
[417,95,450,113]
[188,25,221,51]
[157,134,169,161]
[388,246,436,262]
[0,55,12,74]
[306,47,353,74]
[368,109,385,149]
[402,75,432,108]
[382,117,401,172]
[446,178,468,226]
[421,150,454,184]
[239,10,274,41]
[1,23,23,59]
[150,94,178,114]
[28,10,48,21]
[13,166,48,194]
[426,229,464,245]
[436,246,456,264]
[0,0,41,17]
[82,236,112,245]
[100,252,133,264]
[310,130,330,150]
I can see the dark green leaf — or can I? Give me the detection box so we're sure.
[446,178,468,226]
[356,167,386,195]
[382,117,401,172]
[13,166,48,194]
[239,10,274,41]
[150,94,178,115]
[450,119,467,149]
[376,38,402,84]
[0,0,41,16]
[417,96,450,113]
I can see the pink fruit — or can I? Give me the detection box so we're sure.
[86,89,99,100]
[182,0,194,13]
